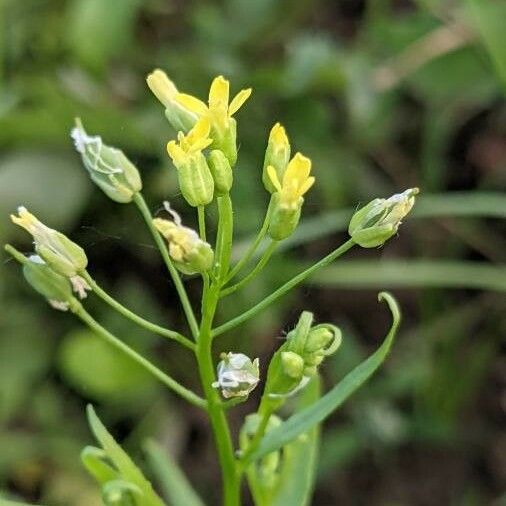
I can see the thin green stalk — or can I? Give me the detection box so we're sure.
[213,239,355,337]
[221,240,278,298]
[80,271,195,351]
[72,303,207,409]
[198,205,206,241]
[195,194,241,506]
[226,196,273,283]
[133,193,199,340]
[238,409,272,467]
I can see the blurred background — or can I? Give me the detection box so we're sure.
[0,0,505,504]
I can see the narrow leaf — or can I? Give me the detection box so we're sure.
[86,405,165,506]
[81,445,119,485]
[246,292,400,463]
[144,439,205,506]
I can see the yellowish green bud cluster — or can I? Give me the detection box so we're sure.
[349,188,419,248]
[262,312,341,403]
[153,205,214,275]
[71,119,142,204]
[166,119,215,207]
[146,69,199,132]
[212,352,260,399]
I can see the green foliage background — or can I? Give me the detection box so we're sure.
[0,0,504,504]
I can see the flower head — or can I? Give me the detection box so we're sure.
[212,352,260,399]
[349,188,419,248]
[267,153,314,210]
[166,118,213,168]
[153,204,214,274]
[263,123,291,194]
[11,206,88,278]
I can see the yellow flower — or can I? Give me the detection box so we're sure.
[175,75,252,130]
[267,153,315,209]
[263,122,291,194]
[166,118,213,167]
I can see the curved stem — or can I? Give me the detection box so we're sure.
[198,205,206,241]
[226,196,273,283]
[81,271,195,351]
[213,239,355,337]
[221,241,278,298]
[72,304,207,409]
[133,193,200,340]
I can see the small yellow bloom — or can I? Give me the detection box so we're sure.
[267,153,315,209]
[175,75,252,128]
[166,118,213,167]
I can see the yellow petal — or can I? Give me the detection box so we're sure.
[267,165,282,193]
[209,76,230,110]
[284,153,311,185]
[146,69,178,107]
[229,88,252,116]
[167,141,186,165]
[10,206,39,233]
[299,176,315,197]
[269,122,289,147]
[175,93,209,116]
[189,118,211,142]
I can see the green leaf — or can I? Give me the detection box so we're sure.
[246,292,400,463]
[310,260,506,292]
[86,405,165,506]
[271,377,321,506]
[144,439,204,506]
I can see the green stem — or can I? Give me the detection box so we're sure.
[198,205,206,241]
[213,239,355,337]
[195,194,241,505]
[221,241,278,297]
[133,193,200,340]
[226,196,273,283]
[239,409,272,468]
[73,304,207,409]
[81,271,195,351]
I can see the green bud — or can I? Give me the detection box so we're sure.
[11,207,87,278]
[153,207,214,275]
[262,123,291,193]
[281,351,305,378]
[212,117,238,167]
[71,119,142,204]
[212,352,260,399]
[208,149,233,194]
[349,188,419,248]
[102,480,140,506]
[267,193,302,241]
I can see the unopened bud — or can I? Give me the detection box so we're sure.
[208,149,233,194]
[11,207,87,278]
[263,123,291,194]
[153,206,213,274]
[349,188,419,248]
[212,352,260,399]
[281,351,305,379]
[71,120,142,204]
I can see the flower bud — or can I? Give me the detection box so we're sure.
[11,207,88,278]
[102,480,140,506]
[268,193,302,241]
[262,123,291,194]
[167,119,214,207]
[208,149,233,194]
[212,352,260,399]
[349,188,419,248]
[153,206,214,275]
[281,351,305,379]
[146,69,199,132]
[71,120,142,204]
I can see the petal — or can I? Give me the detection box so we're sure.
[229,88,252,116]
[267,165,282,193]
[167,141,185,165]
[284,152,311,185]
[175,93,209,116]
[269,122,289,147]
[209,76,229,109]
[299,176,315,196]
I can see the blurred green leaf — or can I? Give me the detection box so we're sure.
[58,329,156,402]
[271,376,321,506]
[86,405,165,506]
[311,260,506,292]
[247,293,400,463]
[144,439,204,506]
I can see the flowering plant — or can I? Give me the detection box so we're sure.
[5,70,418,506]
